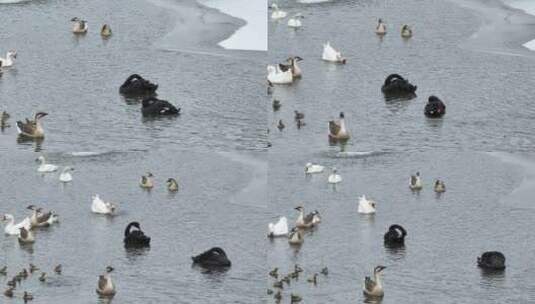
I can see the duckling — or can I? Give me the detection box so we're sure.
[289,271,299,279]
[294,264,303,273]
[0,266,6,275]
[272,99,281,111]
[288,227,304,245]
[1,111,10,129]
[39,272,46,282]
[277,120,285,131]
[307,273,318,285]
[290,293,302,303]
[167,178,179,192]
[29,264,38,273]
[140,172,154,189]
[101,24,112,37]
[269,267,278,279]
[294,110,304,120]
[23,291,33,302]
[267,289,273,295]
[4,287,14,298]
[54,264,62,274]
[320,267,329,276]
[273,280,283,289]
[7,278,16,287]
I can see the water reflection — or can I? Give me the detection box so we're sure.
[17,136,43,152]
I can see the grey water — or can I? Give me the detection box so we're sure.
[0,0,267,303]
[267,0,535,303]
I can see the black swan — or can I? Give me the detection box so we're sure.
[477,251,505,270]
[384,224,407,246]
[192,247,231,268]
[124,222,151,247]
[119,74,158,96]
[381,74,417,95]
[141,97,180,117]
[424,95,446,118]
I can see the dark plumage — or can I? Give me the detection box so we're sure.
[384,224,407,246]
[119,74,158,96]
[141,97,180,117]
[124,222,151,247]
[478,251,506,270]
[192,247,231,268]
[424,95,446,118]
[381,74,417,95]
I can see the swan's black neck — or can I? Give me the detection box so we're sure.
[124,222,140,237]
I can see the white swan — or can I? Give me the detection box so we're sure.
[328,168,342,184]
[287,14,303,28]
[267,65,293,84]
[268,216,289,237]
[271,4,287,20]
[376,19,387,35]
[2,214,31,236]
[358,195,376,214]
[59,167,74,183]
[322,42,346,63]
[409,172,423,190]
[305,163,324,174]
[36,156,58,173]
[91,195,116,215]
[0,50,17,67]
[71,17,88,34]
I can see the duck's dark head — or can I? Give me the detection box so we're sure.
[294,206,303,212]
[339,112,345,119]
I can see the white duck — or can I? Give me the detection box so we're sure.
[267,65,293,84]
[2,214,31,236]
[328,112,350,140]
[287,14,304,28]
[91,195,116,215]
[96,266,116,296]
[358,195,376,214]
[59,167,74,183]
[322,42,346,63]
[71,17,88,34]
[305,163,324,174]
[271,4,287,20]
[268,216,289,237]
[376,19,387,35]
[328,168,342,184]
[409,172,423,190]
[0,50,17,67]
[36,156,58,173]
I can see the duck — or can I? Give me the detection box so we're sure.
[294,110,304,120]
[1,111,10,129]
[327,168,342,184]
[296,119,305,129]
[277,120,285,131]
[328,112,350,140]
[71,17,88,34]
[384,224,407,246]
[23,291,33,302]
[401,24,412,38]
[409,172,423,190]
[271,4,287,20]
[272,99,281,111]
[54,264,62,274]
[39,272,46,282]
[279,56,303,78]
[434,180,446,193]
[288,227,304,245]
[91,195,116,215]
[18,227,35,244]
[29,264,38,273]
[363,265,386,298]
[269,268,278,278]
[59,166,74,182]
[357,195,376,214]
[124,222,151,247]
[305,163,324,174]
[101,24,112,37]
[4,287,14,298]
[322,42,346,63]
[0,50,17,67]
[2,214,31,236]
[290,294,302,303]
[267,65,293,84]
[477,251,506,270]
[141,97,180,116]
[294,206,315,229]
[287,14,304,28]
[96,266,116,296]
[140,172,154,189]
[17,112,48,139]
[381,74,417,95]
[0,266,6,275]
[167,178,179,192]
[36,156,58,173]
[27,205,59,228]
[119,74,158,96]
[424,95,446,118]
[311,210,321,225]
[321,267,328,276]
[376,19,387,35]
[307,273,318,285]
[268,216,289,238]
[192,247,232,268]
